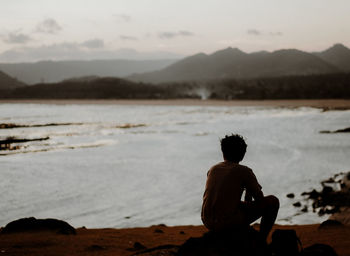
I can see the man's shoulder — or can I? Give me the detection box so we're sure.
[237,163,253,172]
[209,162,252,172]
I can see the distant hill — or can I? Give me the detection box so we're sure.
[0,59,178,85]
[1,73,349,100]
[0,77,170,99]
[314,43,350,71]
[0,70,26,90]
[129,47,341,83]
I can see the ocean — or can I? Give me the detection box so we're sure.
[0,103,349,228]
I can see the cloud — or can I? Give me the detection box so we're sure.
[247,29,262,36]
[0,41,185,62]
[158,30,195,39]
[119,35,138,41]
[113,14,131,23]
[247,29,283,37]
[270,32,283,36]
[36,19,62,34]
[178,30,194,36]
[81,39,104,48]
[3,31,32,44]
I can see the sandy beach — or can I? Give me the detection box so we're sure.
[0,223,349,256]
[1,99,350,109]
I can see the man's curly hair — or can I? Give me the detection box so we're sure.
[220,134,247,163]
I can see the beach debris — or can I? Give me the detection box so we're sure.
[1,217,76,235]
[0,122,84,129]
[0,136,49,151]
[116,123,146,129]
[287,193,295,198]
[320,127,350,134]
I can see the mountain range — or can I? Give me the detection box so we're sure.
[129,44,350,83]
[0,59,178,85]
[0,43,349,90]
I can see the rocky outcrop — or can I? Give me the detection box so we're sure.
[296,172,350,224]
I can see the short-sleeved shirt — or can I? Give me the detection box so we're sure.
[201,161,262,230]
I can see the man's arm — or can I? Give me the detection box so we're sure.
[245,168,264,201]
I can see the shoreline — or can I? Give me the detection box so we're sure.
[1,223,349,256]
[1,99,350,109]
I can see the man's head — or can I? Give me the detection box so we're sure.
[220,134,247,163]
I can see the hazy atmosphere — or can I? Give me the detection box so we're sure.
[1,0,350,62]
[1,1,350,256]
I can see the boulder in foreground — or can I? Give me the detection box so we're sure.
[1,217,76,235]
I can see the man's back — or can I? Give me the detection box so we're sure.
[201,134,279,241]
[201,161,261,230]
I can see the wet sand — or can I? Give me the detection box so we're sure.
[1,99,350,109]
[0,224,349,256]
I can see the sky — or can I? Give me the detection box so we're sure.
[1,0,350,62]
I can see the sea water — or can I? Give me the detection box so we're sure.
[0,103,349,228]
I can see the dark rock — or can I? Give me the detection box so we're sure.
[154,228,164,233]
[1,217,76,235]
[287,193,295,198]
[270,229,302,256]
[179,231,185,235]
[134,242,147,250]
[127,242,147,251]
[322,186,334,195]
[301,206,308,212]
[177,226,266,256]
[334,127,350,133]
[322,177,335,184]
[300,243,338,256]
[302,189,320,199]
[319,220,344,229]
[293,202,302,207]
[320,127,350,134]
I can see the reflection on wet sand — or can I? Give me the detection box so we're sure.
[0,141,112,156]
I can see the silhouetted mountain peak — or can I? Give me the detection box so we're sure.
[210,47,246,58]
[273,48,306,55]
[316,43,350,71]
[324,43,350,54]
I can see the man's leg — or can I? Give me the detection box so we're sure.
[243,195,280,241]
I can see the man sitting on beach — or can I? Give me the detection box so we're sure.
[201,134,279,242]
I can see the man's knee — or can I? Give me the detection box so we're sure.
[264,195,279,210]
